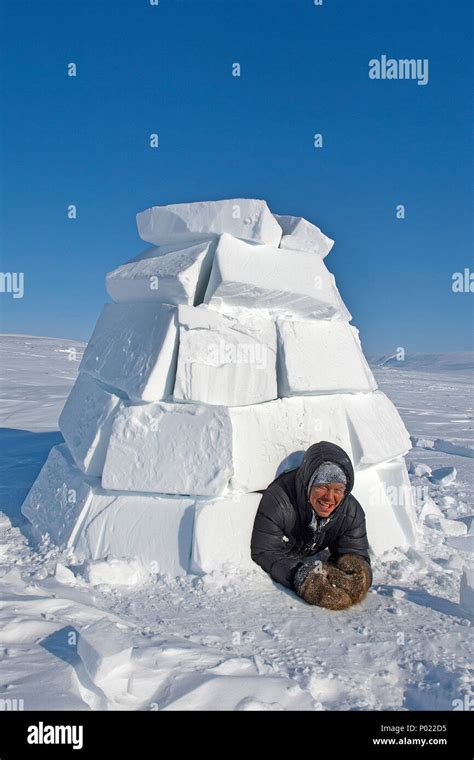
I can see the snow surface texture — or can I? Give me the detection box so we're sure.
[0,335,472,711]
[21,199,417,576]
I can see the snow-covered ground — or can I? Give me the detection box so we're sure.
[0,334,472,711]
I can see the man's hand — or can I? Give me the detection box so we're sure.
[327,554,372,604]
[295,563,352,610]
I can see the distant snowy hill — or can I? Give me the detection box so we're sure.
[368,352,474,373]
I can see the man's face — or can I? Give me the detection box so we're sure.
[309,482,346,518]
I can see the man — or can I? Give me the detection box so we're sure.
[250,440,372,610]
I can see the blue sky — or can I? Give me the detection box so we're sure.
[1,0,472,352]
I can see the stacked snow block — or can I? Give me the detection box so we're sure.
[22,199,417,577]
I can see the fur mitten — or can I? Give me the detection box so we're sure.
[294,563,352,610]
[328,554,372,604]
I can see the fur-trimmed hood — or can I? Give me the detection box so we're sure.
[294,440,355,528]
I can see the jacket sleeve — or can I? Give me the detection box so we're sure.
[250,489,307,590]
[327,497,373,585]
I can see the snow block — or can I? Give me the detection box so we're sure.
[80,302,178,402]
[190,493,263,574]
[106,240,215,305]
[59,373,121,477]
[137,199,282,247]
[430,466,457,486]
[376,458,418,546]
[276,319,377,396]
[21,443,194,574]
[21,443,92,546]
[102,395,352,496]
[274,214,334,257]
[203,234,351,321]
[73,492,194,576]
[229,395,353,492]
[409,462,432,477]
[102,401,233,496]
[85,558,150,587]
[77,619,134,682]
[418,496,443,524]
[351,463,415,555]
[174,305,277,406]
[343,391,411,468]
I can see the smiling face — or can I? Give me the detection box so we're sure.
[309,482,346,518]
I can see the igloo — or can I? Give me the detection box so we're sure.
[22,198,418,576]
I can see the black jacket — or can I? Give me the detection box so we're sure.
[250,440,372,589]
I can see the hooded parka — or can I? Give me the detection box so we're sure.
[250,441,372,589]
